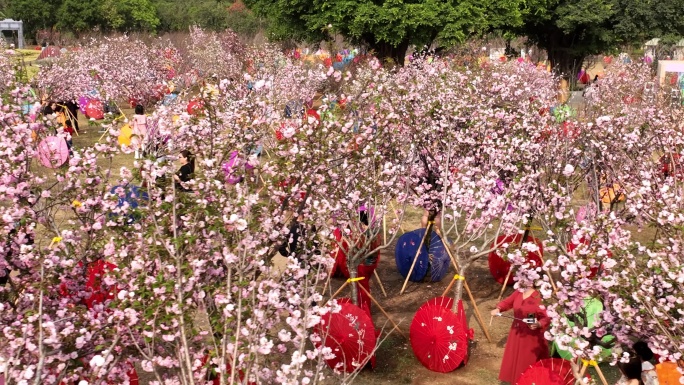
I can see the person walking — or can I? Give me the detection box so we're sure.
[131,105,148,159]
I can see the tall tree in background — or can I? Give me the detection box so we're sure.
[243,0,528,64]
[517,0,684,79]
[6,0,60,41]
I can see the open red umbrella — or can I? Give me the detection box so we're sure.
[315,300,376,373]
[410,298,469,372]
[516,358,575,385]
[85,99,105,120]
[488,234,543,285]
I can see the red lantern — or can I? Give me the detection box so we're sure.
[187,100,204,115]
[85,100,105,120]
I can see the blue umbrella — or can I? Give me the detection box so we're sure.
[109,185,148,223]
[162,93,178,106]
[395,228,450,282]
[332,61,345,71]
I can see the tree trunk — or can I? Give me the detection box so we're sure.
[542,30,586,82]
[367,39,410,67]
[548,49,585,82]
[451,261,470,313]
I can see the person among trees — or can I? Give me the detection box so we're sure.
[64,100,80,133]
[616,355,646,385]
[629,341,659,385]
[131,104,148,159]
[63,119,75,156]
[173,150,195,192]
[490,281,550,384]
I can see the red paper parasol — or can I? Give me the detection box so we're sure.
[410,299,469,373]
[315,301,376,373]
[85,99,105,120]
[84,259,117,309]
[36,136,69,168]
[516,358,575,385]
[488,234,543,285]
[187,100,204,115]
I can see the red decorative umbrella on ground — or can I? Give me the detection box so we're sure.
[315,300,376,373]
[488,234,544,285]
[410,297,469,373]
[37,46,61,60]
[516,358,575,385]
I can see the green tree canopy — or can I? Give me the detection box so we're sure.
[244,0,528,64]
[6,0,61,41]
[517,0,684,78]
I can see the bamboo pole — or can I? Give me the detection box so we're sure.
[373,270,387,297]
[441,243,493,343]
[463,279,493,343]
[440,274,458,298]
[324,279,351,306]
[382,213,387,245]
[357,284,407,339]
[497,268,513,302]
[593,364,609,385]
[399,224,431,294]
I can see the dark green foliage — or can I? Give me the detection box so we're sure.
[518,0,684,78]
[244,0,528,64]
[1,0,263,43]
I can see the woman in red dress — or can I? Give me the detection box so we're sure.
[491,287,550,384]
